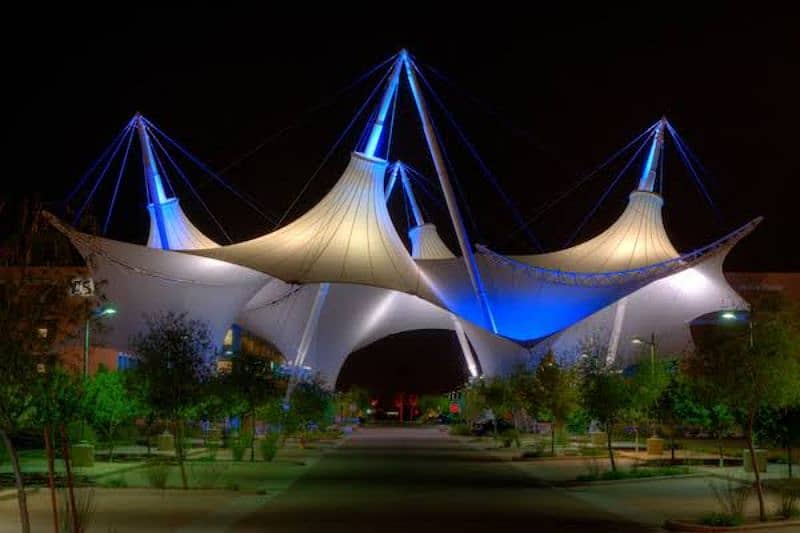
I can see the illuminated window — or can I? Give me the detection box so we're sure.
[217,359,233,374]
[117,353,138,371]
[37,327,48,338]
[223,329,233,347]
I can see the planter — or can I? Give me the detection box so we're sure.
[647,437,665,456]
[743,449,767,473]
[157,431,174,452]
[70,441,94,467]
[590,431,607,447]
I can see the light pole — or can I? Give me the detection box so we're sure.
[83,306,117,378]
[632,333,657,378]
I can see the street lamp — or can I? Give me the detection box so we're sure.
[631,333,657,378]
[84,305,117,378]
[720,310,753,348]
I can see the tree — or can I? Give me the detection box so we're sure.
[578,346,631,472]
[756,405,800,479]
[83,365,139,462]
[532,353,578,455]
[131,311,213,489]
[0,199,93,533]
[286,377,333,446]
[33,362,84,533]
[684,300,800,521]
[624,357,670,453]
[219,351,282,461]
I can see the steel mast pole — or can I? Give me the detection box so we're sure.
[401,51,498,333]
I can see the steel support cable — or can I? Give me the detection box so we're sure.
[143,118,276,225]
[147,126,233,243]
[73,123,136,225]
[102,127,136,235]
[275,63,394,228]
[666,123,722,221]
[65,118,136,205]
[414,63,544,251]
[218,52,399,175]
[564,131,655,247]
[502,121,659,245]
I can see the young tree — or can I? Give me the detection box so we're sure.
[33,363,84,533]
[624,357,670,453]
[578,348,631,472]
[0,199,93,533]
[756,405,800,479]
[532,353,578,456]
[684,301,800,521]
[83,365,140,462]
[219,351,282,461]
[131,311,213,489]
[286,377,333,446]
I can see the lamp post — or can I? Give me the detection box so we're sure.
[83,306,117,378]
[632,333,657,378]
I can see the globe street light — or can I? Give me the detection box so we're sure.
[720,309,753,348]
[84,305,117,378]
[631,333,657,378]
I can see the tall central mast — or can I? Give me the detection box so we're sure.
[638,117,667,192]
[401,51,498,333]
[135,114,172,249]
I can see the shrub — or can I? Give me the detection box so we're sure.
[230,439,247,461]
[769,481,800,519]
[698,512,744,527]
[260,433,280,462]
[497,428,521,448]
[707,479,751,521]
[103,477,128,488]
[144,460,171,489]
[67,420,97,445]
[449,423,471,436]
[189,461,230,489]
[60,487,96,533]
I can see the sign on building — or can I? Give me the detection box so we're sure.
[69,277,95,297]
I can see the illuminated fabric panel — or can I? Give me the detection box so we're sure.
[45,213,267,352]
[409,223,455,260]
[513,191,679,272]
[146,198,219,250]
[188,152,422,293]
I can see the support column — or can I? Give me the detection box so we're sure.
[402,52,498,333]
[135,114,171,249]
[637,117,667,192]
[399,164,424,227]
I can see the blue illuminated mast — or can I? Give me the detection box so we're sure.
[134,113,172,249]
[401,51,499,334]
[363,54,405,158]
[637,117,667,192]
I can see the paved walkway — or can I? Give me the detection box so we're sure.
[232,426,654,532]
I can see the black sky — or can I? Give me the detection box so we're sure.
[7,7,799,275]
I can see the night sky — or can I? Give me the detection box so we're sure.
[7,8,798,392]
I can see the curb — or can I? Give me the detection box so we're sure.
[0,487,40,501]
[567,472,705,487]
[664,518,800,531]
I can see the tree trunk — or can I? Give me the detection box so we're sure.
[250,411,256,462]
[670,432,676,465]
[745,411,766,522]
[175,419,188,490]
[44,425,59,533]
[59,424,80,533]
[717,434,725,468]
[787,444,792,479]
[634,427,639,454]
[606,422,616,472]
[551,422,556,456]
[1,429,30,533]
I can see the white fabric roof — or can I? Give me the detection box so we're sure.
[44,213,267,351]
[513,191,679,272]
[189,152,422,294]
[146,198,219,250]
